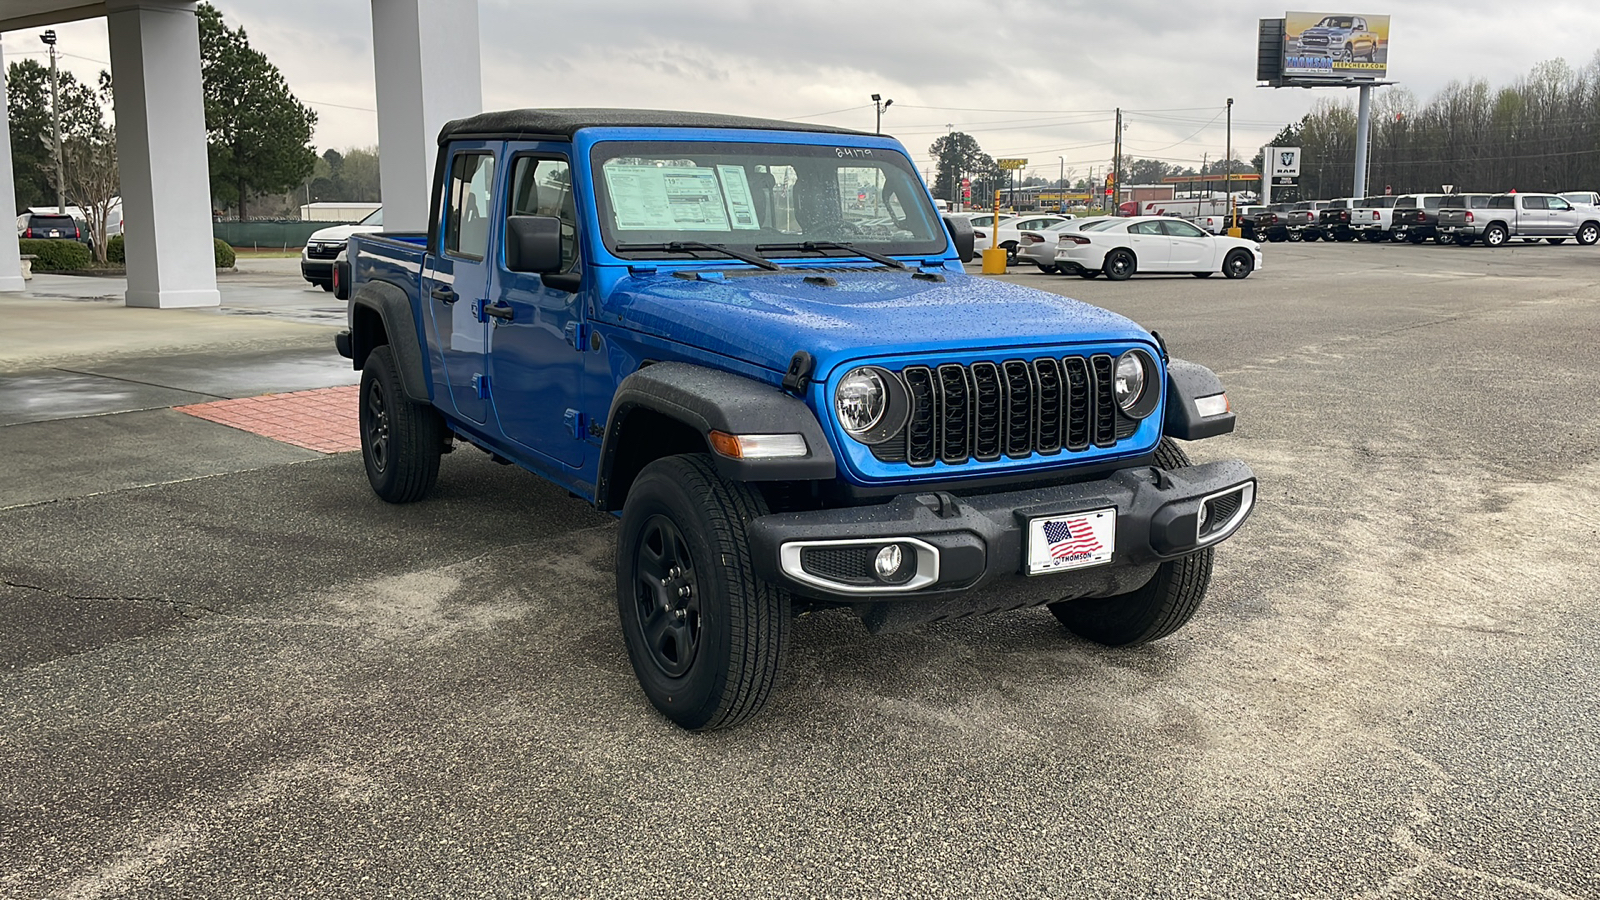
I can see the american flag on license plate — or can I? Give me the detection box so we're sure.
[1043,519,1103,559]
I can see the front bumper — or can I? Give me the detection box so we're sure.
[747,458,1255,632]
[301,258,334,281]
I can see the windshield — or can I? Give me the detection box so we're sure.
[1316,16,1356,28]
[591,140,947,260]
[359,207,383,226]
[1560,193,1593,205]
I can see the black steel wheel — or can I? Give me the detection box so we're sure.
[629,514,703,679]
[1286,229,1303,242]
[1223,249,1253,279]
[359,345,443,503]
[616,454,790,731]
[1103,249,1136,281]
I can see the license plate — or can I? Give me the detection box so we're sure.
[1026,508,1116,575]
[47,230,60,237]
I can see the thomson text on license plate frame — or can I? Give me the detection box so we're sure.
[1026,508,1116,575]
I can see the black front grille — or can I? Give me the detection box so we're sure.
[873,354,1133,467]
[305,242,344,260]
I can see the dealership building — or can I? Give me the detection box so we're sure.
[0,0,483,305]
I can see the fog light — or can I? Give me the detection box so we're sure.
[874,544,903,580]
[1198,502,1211,532]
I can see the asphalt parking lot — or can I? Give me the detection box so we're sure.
[3,241,1598,898]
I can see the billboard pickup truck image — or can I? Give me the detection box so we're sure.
[1284,11,1390,80]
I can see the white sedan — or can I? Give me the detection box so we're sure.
[1053,215,1262,280]
[1015,218,1118,271]
[973,214,1074,262]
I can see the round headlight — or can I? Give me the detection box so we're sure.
[835,368,887,436]
[1114,351,1146,412]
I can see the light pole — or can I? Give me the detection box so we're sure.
[1225,97,1237,236]
[41,29,65,214]
[871,93,893,136]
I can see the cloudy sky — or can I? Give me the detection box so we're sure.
[8,0,1600,185]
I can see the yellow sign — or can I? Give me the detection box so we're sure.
[997,158,1029,170]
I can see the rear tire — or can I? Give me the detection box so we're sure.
[1335,231,1355,242]
[1547,238,1568,245]
[1484,224,1508,247]
[1222,249,1253,279]
[1048,439,1213,646]
[616,454,789,731]
[360,345,444,503]
[1102,249,1136,281]
[1303,231,1321,242]
[1578,223,1600,245]
[1192,272,1213,278]
[1078,270,1100,279]
[1364,230,1385,242]
[1455,235,1474,246]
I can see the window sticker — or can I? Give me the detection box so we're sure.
[603,165,731,231]
[715,165,760,230]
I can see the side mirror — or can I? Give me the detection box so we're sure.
[505,215,563,273]
[941,213,975,263]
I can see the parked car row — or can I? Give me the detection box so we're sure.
[1012,215,1261,280]
[1207,192,1600,247]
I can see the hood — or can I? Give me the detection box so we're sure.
[611,268,1153,377]
[306,223,382,244]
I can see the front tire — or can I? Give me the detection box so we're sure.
[1222,249,1254,279]
[360,345,443,503]
[616,455,790,731]
[1102,249,1136,281]
[1048,439,1213,646]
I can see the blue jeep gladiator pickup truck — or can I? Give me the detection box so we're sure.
[334,108,1255,730]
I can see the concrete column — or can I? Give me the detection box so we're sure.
[106,0,220,308]
[371,0,483,233]
[1353,84,1372,200]
[0,40,27,292]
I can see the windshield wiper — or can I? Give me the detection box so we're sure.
[756,241,910,270]
[614,241,780,271]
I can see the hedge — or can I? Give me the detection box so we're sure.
[105,235,236,268]
[19,238,92,271]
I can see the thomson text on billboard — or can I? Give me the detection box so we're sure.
[1283,11,1390,81]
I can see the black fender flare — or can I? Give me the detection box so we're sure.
[348,280,431,404]
[595,362,837,510]
[1164,358,1236,440]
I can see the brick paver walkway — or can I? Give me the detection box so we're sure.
[176,384,362,453]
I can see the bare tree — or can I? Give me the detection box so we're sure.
[62,126,118,264]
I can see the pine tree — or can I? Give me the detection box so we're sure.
[198,3,317,219]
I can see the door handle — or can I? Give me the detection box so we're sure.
[431,286,458,304]
[485,301,514,322]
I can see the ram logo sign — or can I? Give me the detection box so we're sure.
[1270,147,1302,180]
[1283,11,1390,82]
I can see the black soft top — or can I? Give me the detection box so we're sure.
[438,108,867,145]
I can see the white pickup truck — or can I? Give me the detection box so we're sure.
[1350,195,1400,241]
[1436,193,1600,247]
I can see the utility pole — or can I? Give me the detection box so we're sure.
[871,93,893,136]
[41,29,65,214]
[1113,108,1122,215]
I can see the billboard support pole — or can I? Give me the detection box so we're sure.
[1263,146,1273,207]
[1353,83,1372,199]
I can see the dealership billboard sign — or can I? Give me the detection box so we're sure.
[1282,11,1390,82]
[1269,147,1302,186]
